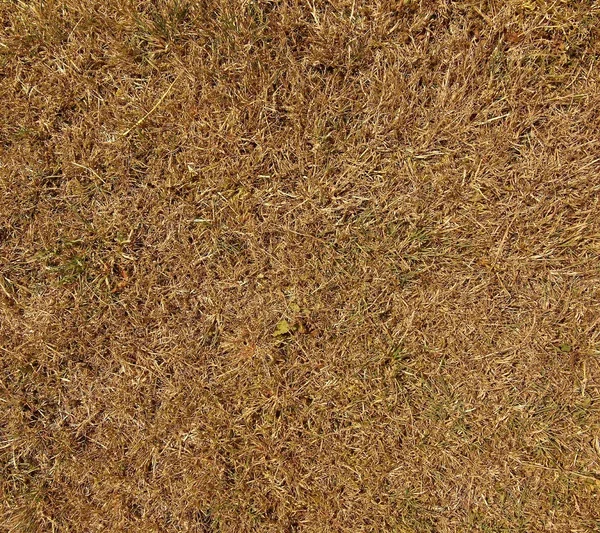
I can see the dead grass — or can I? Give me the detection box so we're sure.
[1,0,600,531]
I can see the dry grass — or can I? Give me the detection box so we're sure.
[1,0,600,531]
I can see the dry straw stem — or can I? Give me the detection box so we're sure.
[2,0,600,531]
[120,72,183,137]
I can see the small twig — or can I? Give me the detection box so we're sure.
[121,73,181,137]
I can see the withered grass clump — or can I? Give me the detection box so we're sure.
[2,0,600,531]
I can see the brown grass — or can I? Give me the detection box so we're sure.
[2,0,600,531]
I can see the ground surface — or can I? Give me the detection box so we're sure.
[1,0,600,531]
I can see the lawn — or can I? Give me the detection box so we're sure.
[1,0,600,531]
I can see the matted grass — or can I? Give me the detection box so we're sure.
[1,0,600,531]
